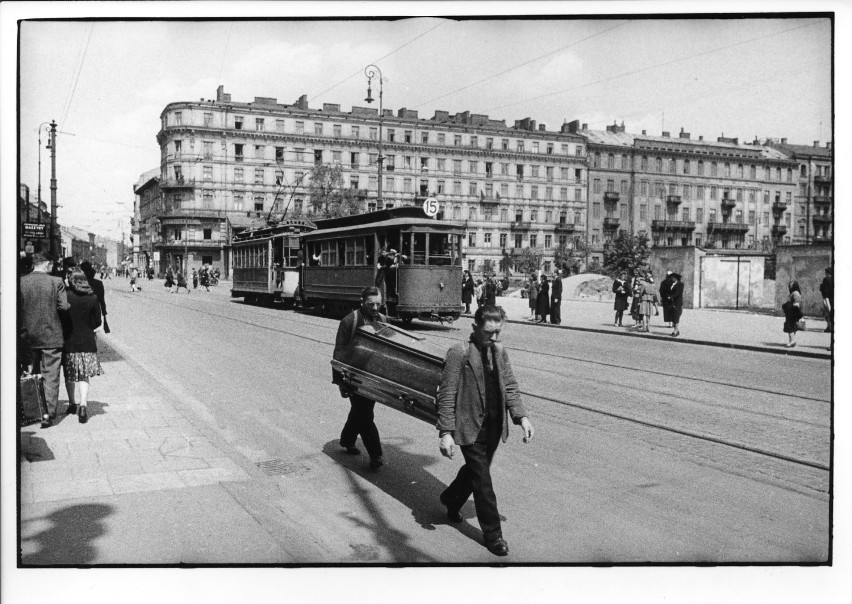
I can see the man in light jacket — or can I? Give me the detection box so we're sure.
[436,305,534,556]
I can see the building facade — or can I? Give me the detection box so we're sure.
[575,121,800,265]
[154,86,589,276]
[765,139,833,244]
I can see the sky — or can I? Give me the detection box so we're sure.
[10,7,834,242]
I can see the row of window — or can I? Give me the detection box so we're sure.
[592,179,795,204]
[169,111,584,155]
[590,203,792,226]
[592,152,798,182]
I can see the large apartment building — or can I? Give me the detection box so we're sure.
[575,121,801,265]
[151,85,588,275]
[765,139,833,244]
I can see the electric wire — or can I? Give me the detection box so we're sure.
[59,23,95,130]
[308,20,446,103]
[484,20,821,114]
[412,21,629,110]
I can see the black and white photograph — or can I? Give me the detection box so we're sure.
[1,2,848,603]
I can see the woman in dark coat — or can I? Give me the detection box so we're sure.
[782,280,803,348]
[669,272,684,337]
[612,271,629,326]
[527,274,539,320]
[79,261,108,332]
[164,266,175,292]
[62,267,103,424]
[629,274,643,327]
[535,274,550,323]
[461,270,475,314]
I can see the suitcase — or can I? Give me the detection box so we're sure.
[20,373,48,423]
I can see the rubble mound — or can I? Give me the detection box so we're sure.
[573,274,615,301]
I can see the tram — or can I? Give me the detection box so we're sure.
[231,217,316,305]
[299,206,464,323]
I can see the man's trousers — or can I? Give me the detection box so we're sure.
[31,348,63,418]
[340,394,383,459]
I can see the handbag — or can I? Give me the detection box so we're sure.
[103,316,111,334]
[796,319,807,331]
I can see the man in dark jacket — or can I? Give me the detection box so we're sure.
[18,252,70,427]
[436,305,534,556]
[550,269,563,324]
[820,267,833,333]
[669,272,684,337]
[334,287,386,469]
[658,271,674,327]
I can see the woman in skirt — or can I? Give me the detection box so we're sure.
[638,273,660,333]
[527,274,539,320]
[629,274,643,327]
[63,267,103,424]
[782,280,804,348]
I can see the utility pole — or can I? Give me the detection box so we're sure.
[365,65,385,210]
[49,120,59,259]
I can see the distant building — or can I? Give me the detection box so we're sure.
[573,120,800,264]
[765,139,833,244]
[154,85,588,276]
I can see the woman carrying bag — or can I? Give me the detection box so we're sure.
[638,273,660,333]
[782,280,804,348]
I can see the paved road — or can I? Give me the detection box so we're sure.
[72,281,831,563]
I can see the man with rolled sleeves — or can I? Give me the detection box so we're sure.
[18,252,70,427]
[436,305,534,556]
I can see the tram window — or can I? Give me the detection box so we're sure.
[428,233,453,265]
[411,232,427,265]
[365,236,375,266]
[309,242,321,266]
[337,240,346,266]
[455,234,463,265]
[321,240,337,266]
[345,237,366,265]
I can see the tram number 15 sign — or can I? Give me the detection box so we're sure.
[422,197,439,218]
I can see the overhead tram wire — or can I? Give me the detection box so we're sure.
[484,20,821,114]
[59,22,95,130]
[412,21,629,110]
[308,20,446,104]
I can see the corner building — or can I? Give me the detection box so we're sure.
[155,86,588,276]
[574,121,799,264]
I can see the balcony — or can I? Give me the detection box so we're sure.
[651,220,696,232]
[509,221,532,231]
[772,201,787,214]
[479,194,500,205]
[812,195,831,205]
[771,224,788,237]
[554,222,576,233]
[603,191,620,203]
[814,174,832,184]
[666,195,682,206]
[707,221,749,232]
[160,178,196,189]
[159,208,232,220]
[720,197,737,211]
[160,238,222,248]
[812,214,832,225]
[603,217,621,230]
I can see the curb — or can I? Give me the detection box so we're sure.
[502,317,832,360]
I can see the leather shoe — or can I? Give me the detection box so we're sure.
[78,406,88,424]
[340,442,360,455]
[369,456,384,469]
[66,403,78,415]
[40,415,52,429]
[439,491,463,523]
[485,537,509,556]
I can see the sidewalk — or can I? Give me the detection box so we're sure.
[17,333,290,564]
[491,289,832,360]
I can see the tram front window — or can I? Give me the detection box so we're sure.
[411,232,427,264]
[427,233,453,265]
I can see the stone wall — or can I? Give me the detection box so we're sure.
[774,244,832,316]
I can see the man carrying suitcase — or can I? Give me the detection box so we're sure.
[19,252,70,428]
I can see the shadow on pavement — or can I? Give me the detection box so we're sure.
[20,431,55,462]
[322,439,483,556]
[96,337,124,363]
[21,503,113,565]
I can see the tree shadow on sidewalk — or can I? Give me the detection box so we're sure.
[322,438,484,560]
[20,503,113,565]
[20,430,55,462]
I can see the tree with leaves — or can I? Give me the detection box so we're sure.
[602,230,650,278]
[512,247,542,275]
[307,163,364,218]
[553,235,588,275]
[498,249,514,277]
[481,259,495,277]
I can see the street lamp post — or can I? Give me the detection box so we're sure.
[36,121,51,225]
[364,64,385,210]
[48,120,59,259]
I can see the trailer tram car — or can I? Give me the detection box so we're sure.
[299,207,464,323]
[231,218,316,306]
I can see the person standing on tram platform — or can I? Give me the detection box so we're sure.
[333,287,386,470]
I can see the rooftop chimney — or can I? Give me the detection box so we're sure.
[699,136,703,141]
[826,142,832,150]
[582,123,588,130]
[662,131,670,138]
[679,127,690,139]
[781,138,787,144]
[538,124,546,131]
[813,140,820,147]
[562,119,580,134]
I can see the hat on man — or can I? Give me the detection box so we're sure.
[671,272,682,280]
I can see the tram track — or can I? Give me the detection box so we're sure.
[118,289,830,481]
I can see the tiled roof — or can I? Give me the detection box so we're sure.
[767,142,832,159]
[581,129,789,159]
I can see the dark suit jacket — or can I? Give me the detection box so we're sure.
[64,291,102,353]
[19,270,70,349]
[551,277,563,302]
[436,340,528,446]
